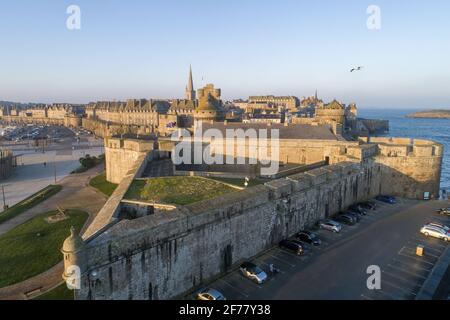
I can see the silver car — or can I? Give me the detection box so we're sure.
[240,262,268,284]
[319,219,342,233]
[196,288,226,300]
[420,225,450,242]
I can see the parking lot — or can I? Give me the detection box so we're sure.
[193,198,450,300]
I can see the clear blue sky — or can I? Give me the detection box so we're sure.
[0,0,449,108]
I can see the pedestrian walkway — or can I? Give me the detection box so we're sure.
[0,164,107,236]
[0,165,108,300]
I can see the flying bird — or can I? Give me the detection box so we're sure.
[350,66,364,72]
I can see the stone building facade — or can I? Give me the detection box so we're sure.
[248,95,300,112]
[0,104,83,127]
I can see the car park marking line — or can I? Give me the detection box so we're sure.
[360,294,374,300]
[398,252,435,266]
[403,245,440,259]
[247,281,264,290]
[216,278,250,298]
[314,233,335,242]
[406,241,444,255]
[258,262,287,275]
[381,270,422,290]
[367,289,398,300]
[386,264,428,280]
[381,279,416,298]
[391,258,432,272]
[278,249,307,260]
[399,246,438,261]
[398,249,437,265]
[267,253,296,268]
[409,237,448,249]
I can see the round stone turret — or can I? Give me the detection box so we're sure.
[61,226,86,281]
[194,93,225,122]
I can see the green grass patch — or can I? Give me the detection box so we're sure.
[34,283,74,300]
[0,185,62,225]
[207,177,267,188]
[89,172,118,197]
[124,176,237,206]
[0,209,88,288]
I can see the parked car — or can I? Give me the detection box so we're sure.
[359,201,377,210]
[318,219,342,233]
[420,225,450,242]
[240,262,268,284]
[196,288,226,300]
[349,204,368,215]
[376,195,396,204]
[436,208,450,216]
[426,222,449,232]
[279,239,304,255]
[344,211,361,222]
[335,214,356,226]
[296,231,322,246]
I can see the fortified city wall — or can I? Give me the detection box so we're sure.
[62,135,443,300]
[104,138,155,184]
[73,159,383,300]
[364,137,443,199]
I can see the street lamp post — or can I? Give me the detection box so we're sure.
[54,161,57,184]
[1,185,6,210]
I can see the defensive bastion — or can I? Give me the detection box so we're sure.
[61,135,442,300]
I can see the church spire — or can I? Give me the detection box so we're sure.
[185,65,196,100]
[315,89,318,100]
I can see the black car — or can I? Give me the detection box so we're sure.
[335,214,356,226]
[359,201,377,210]
[345,211,361,222]
[347,208,364,219]
[437,208,450,216]
[279,239,304,255]
[349,204,368,215]
[296,231,322,246]
[376,195,396,204]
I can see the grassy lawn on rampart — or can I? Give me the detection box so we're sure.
[89,172,118,197]
[124,176,237,206]
[207,177,267,188]
[0,209,88,288]
[0,185,62,225]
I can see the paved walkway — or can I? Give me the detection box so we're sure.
[0,263,64,300]
[0,164,107,236]
[0,165,108,300]
[2,139,103,208]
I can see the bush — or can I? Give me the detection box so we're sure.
[72,154,105,174]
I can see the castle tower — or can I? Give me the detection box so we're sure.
[61,226,86,290]
[185,65,196,101]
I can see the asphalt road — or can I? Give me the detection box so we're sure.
[202,198,450,300]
